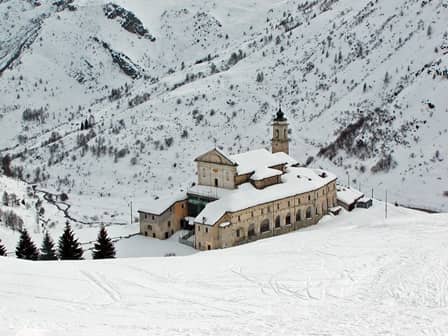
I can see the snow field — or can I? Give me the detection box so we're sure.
[1,203,448,335]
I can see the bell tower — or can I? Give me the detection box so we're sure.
[271,106,289,154]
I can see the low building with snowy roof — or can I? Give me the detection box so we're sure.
[336,186,364,211]
[138,108,339,249]
[138,192,188,239]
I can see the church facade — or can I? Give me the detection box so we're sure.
[139,109,338,250]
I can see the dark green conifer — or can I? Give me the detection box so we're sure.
[92,226,116,259]
[0,239,7,256]
[40,231,58,260]
[58,222,83,260]
[16,229,39,260]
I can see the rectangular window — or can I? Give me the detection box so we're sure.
[168,221,171,228]
[251,211,254,217]
[261,209,264,215]
[198,226,201,232]
[148,225,152,230]
[238,215,241,222]
[236,229,240,238]
[152,215,155,220]
[205,227,208,233]
[288,201,290,207]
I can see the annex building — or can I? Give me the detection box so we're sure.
[138,108,338,250]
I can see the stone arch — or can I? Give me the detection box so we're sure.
[275,215,281,228]
[285,213,291,225]
[306,206,312,219]
[296,209,301,222]
[260,219,270,233]
[248,223,256,238]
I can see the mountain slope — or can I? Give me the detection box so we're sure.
[0,0,447,229]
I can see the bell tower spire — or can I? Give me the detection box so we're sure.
[271,104,289,154]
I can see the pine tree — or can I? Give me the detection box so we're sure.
[0,239,7,256]
[40,231,57,260]
[384,71,390,85]
[58,222,83,260]
[16,229,39,260]
[2,191,8,206]
[92,226,116,259]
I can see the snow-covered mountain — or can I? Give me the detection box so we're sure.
[1,0,447,229]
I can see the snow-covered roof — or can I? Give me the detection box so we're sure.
[251,167,282,181]
[229,148,297,176]
[336,187,364,205]
[187,185,232,199]
[358,196,373,203]
[138,192,187,215]
[195,167,337,226]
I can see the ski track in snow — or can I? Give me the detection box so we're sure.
[80,270,121,303]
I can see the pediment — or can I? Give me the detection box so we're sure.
[194,148,236,166]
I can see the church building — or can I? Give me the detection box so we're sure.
[138,108,338,250]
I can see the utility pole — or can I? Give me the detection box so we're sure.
[129,200,133,225]
[347,171,350,188]
[36,206,40,234]
[371,188,374,204]
[385,190,388,219]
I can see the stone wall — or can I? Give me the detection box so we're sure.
[139,200,188,240]
[197,161,237,189]
[252,175,280,189]
[271,120,289,154]
[195,181,337,250]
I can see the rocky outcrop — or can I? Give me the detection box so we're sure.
[103,3,155,41]
[94,38,143,79]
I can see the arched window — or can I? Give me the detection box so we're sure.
[275,129,279,138]
[285,213,291,225]
[260,219,270,233]
[296,210,301,222]
[284,129,287,138]
[248,224,255,238]
[306,207,312,219]
[275,215,281,228]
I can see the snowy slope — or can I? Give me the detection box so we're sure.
[0,0,447,234]
[1,204,448,335]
